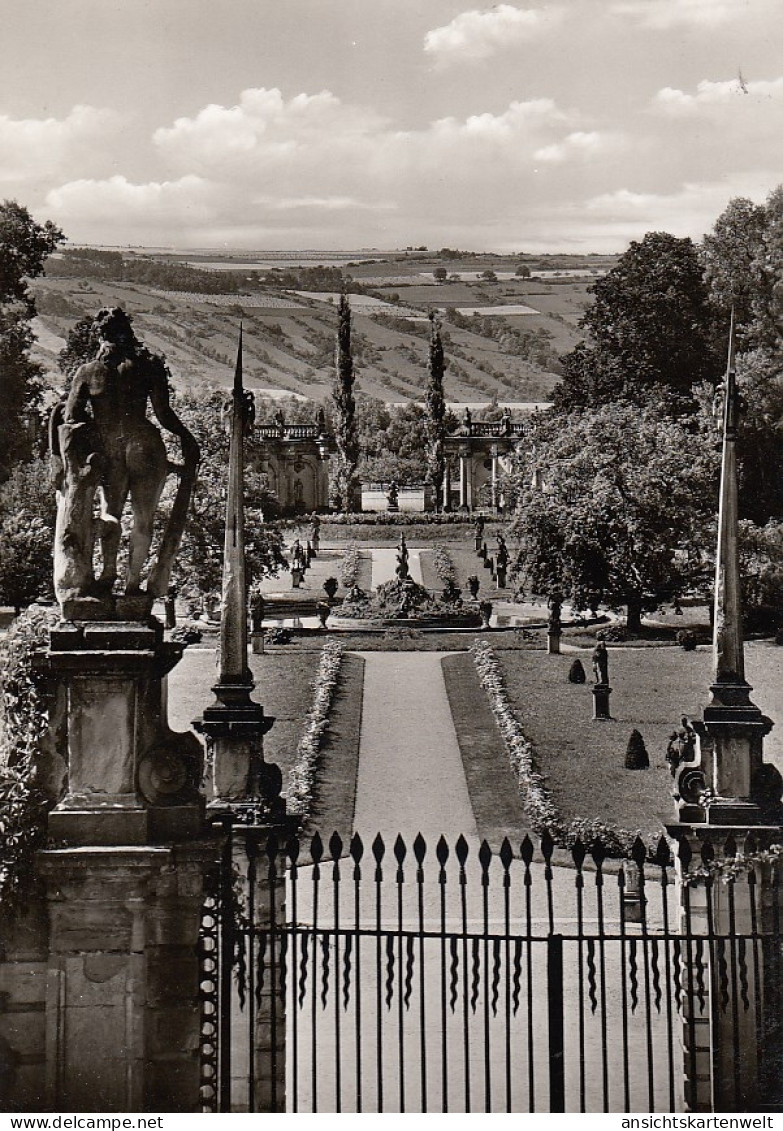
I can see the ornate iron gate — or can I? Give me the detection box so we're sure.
[198,826,783,1113]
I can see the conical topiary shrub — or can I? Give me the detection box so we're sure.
[625,729,649,770]
[568,658,586,683]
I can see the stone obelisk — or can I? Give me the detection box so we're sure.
[668,313,783,1113]
[699,310,776,822]
[195,329,280,812]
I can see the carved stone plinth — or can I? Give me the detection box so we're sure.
[38,842,217,1112]
[43,620,203,845]
[547,630,561,655]
[591,683,612,720]
[195,689,282,818]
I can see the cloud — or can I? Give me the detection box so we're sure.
[654,76,783,114]
[423,4,558,64]
[46,175,215,232]
[40,89,593,245]
[0,105,123,186]
[154,87,387,170]
[611,0,772,30]
[534,130,609,163]
[583,176,778,237]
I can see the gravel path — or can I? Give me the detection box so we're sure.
[351,651,477,842]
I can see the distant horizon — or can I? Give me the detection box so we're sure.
[60,242,616,259]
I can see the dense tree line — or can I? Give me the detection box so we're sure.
[47,248,360,295]
[508,189,783,626]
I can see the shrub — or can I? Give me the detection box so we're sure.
[339,544,362,589]
[625,729,650,770]
[568,659,586,683]
[676,628,698,651]
[432,543,457,586]
[0,605,60,916]
[597,624,628,643]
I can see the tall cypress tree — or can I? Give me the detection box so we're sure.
[425,313,446,512]
[330,292,360,511]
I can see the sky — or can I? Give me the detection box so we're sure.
[2,0,783,253]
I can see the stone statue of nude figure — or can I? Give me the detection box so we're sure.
[51,307,199,611]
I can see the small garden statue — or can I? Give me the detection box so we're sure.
[548,589,563,631]
[250,587,265,634]
[387,480,399,511]
[164,584,178,629]
[495,533,509,588]
[290,539,305,571]
[666,717,697,775]
[310,513,320,554]
[315,406,326,435]
[474,515,485,551]
[592,641,609,685]
[467,574,480,598]
[396,533,410,580]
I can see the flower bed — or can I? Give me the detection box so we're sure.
[285,639,344,820]
[471,639,644,858]
[432,543,457,586]
[339,543,362,589]
[321,512,481,526]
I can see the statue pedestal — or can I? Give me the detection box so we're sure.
[592,683,613,720]
[44,619,204,845]
[547,629,561,655]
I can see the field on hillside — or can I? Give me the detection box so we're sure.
[32,248,608,407]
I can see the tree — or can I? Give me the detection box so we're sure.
[0,201,63,481]
[556,232,721,412]
[508,402,720,630]
[515,264,531,278]
[360,403,432,486]
[433,267,447,284]
[173,389,285,599]
[330,293,360,511]
[751,185,783,348]
[480,269,498,284]
[0,458,56,610]
[425,314,446,511]
[701,196,767,344]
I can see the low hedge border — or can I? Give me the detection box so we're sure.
[471,639,646,859]
[285,639,345,821]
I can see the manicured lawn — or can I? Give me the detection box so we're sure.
[494,641,783,842]
[303,652,364,844]
[442,652,530,848]
[167,646,322,785]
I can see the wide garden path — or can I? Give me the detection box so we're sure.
[351,650,478,842]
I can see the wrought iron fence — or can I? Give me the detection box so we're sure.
[198,827,783,1114]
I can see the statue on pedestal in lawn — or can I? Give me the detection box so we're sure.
[396,532,410,580]
[592,640,609,685]
[50,307,199,616]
